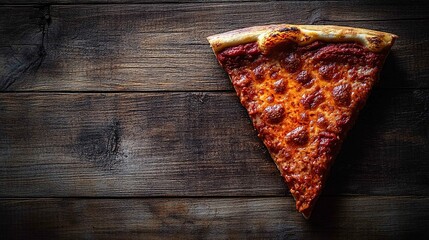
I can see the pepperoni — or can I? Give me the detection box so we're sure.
[297,40,326,52]
[301,87,325,109]
[281,53,301,73]
[336,114,351,130]
[246,101,258,116]
[219,42,260,58]
[233,74,251,87]
[274,79,286,93]
[240,87,256,103]
[332,83,352,106]
[316,113,329,129]
[317,131,339,155]
[270,71,279,79]
[318,64,337,80]
[278,149,292,160]
[313,43,381,66]
[296,70,313,86]
[285,126,309,146]
[217,42,261,70]
[253,65,265,81]
[268,63,281,78]
[263,104,285,124]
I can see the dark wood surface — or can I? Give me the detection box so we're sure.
[0,1,428,239]
[1,197,428,240]
[1,3,428,91]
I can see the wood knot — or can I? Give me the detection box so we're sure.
[74,119,124,170]
[191,93,208,104]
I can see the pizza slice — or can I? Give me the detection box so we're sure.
[207,24,396,218]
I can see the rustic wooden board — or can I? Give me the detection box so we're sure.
[1,0,428,238]
[1,90,428,197]
[1,197,428,240]
[0,3,428,91]
[2,0,427,4]
[0,0,279,4]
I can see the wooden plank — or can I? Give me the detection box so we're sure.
[0,0,427,5]
[0,197,427,239]
[0,3,427,91]
[0,90,428,197]
[0,6,46,91]
[0,0,264,4]
[0,0,273,4]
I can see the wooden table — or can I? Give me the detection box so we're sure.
[0,0,428,239]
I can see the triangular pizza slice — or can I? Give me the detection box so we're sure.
[208,24,396,218]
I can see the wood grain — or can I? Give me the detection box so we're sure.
[1,1,428,238]
[0,197,427,240]
[2,0,429,4]
[0,0,286,4]
[1,0,427,4]
[0,3,428,91]
[0,90,427,197]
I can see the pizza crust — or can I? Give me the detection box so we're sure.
[207,24,397,53]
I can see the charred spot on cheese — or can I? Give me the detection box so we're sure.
[301,87,325,109]
[278,26,300,34]
[273,79,287,93]
[263,104,285,124]
[263,28,301,54]
[332,83,352,106]
[285,126,309,146]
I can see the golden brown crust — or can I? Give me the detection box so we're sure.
[207,24,397,53]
